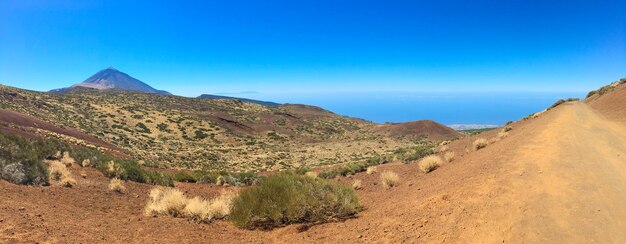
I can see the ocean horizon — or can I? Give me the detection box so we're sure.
[242,91,586,126]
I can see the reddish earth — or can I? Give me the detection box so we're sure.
[372,120,462,141]
[0,108,127,158]
[2,90,626,243]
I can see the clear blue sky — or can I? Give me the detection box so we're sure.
[0,1,624,124]
[1,0,624,95]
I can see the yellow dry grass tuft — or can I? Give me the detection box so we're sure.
[49,161,76,187]
[352,179,362,190]
[145,187,236,223]
[381,171,400,189]
[419,155,443,173]
[444,151,455,163]
[109,178,126,193]
[473,138,488,151]
[304,171,318,179]
[60,151,75,167]
[366,166,377,175]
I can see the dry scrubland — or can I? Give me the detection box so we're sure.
[0,85,458,172]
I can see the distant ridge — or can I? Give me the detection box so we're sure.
[50,67,171,95]
[197,94,281,107]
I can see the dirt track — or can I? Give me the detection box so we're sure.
[452,102,626,242]
[1,102,625,243]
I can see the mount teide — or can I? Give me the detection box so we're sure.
[50,67,171,95]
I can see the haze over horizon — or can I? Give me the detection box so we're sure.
[1,0,624,124]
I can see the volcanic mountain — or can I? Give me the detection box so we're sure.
[50,67,171,95]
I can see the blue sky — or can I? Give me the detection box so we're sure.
[0,0,624,124]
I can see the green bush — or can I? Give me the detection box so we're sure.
[184,171,259,186]
[0,132,51,185]
[96,158,173,187]
[230,173,361,229]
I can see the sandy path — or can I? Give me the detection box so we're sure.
[455,102,626,243]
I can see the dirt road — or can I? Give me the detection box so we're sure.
[455,102,626,243]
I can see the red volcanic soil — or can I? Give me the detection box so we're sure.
[372,120,461,141]
[0,108,127,157]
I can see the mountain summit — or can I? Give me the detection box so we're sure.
[50,67,171,95]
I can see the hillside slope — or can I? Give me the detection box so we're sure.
[0,84,459,171]
[586,78,626,124]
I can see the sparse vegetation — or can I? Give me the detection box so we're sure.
[549,98,579,110]
[444,151,455,163]
[144,187,236,223]
[109,178,126,193]
[366,166,377,174]
[352,179,362,190]
[49,161,76,187]
[230,172,361,229]
[381,171,400,189]
[304,171,318,179]
[473,138,488,151]
[419,155,443,173]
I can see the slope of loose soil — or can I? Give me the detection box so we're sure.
[587,82,626,124]
[2,101,625,243]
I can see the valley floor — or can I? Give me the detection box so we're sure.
[1,102,625,243]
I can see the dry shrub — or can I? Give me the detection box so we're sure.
[304,171,318,179]
[352,179,362,190]
[184,192,236,223]
[419,155,442,173]
[366,166,377,175]
[473,138,488,151]
[438,145,449,153]
[145,187,235,223]
[49,161,76,187]
[60,151,75,167]
[109,178,126,193]
[61,175,77,187]
[145,187,188,217]
[444,151,455,163]
[216,175,225,186]
[381,171,400,189]
[81,159,91,167]
[106,161,123,177]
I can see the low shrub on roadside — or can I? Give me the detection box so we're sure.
[109,178,126,193]
[381,171,400,189]
[473,138,488,151]
[444,151,455,163]
[230,172,361,229]
[419,155,442,173]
